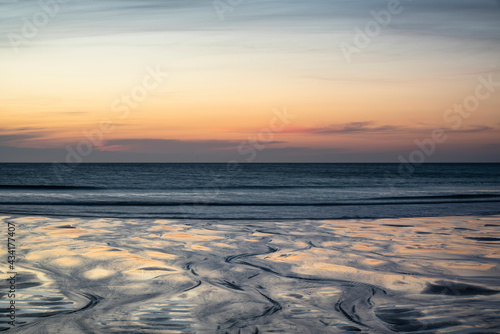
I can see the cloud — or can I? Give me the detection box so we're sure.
[0,142,316,163]
[1,137,500,163]
[277,122,406,135]
[99,138,238,153]
[46,111,90,116]
[0,134,39,144]
[99,138,285,154]
[6,127,49,131]
[279,122,496,136]
[312,122,403,134]
[1,0,498,47]
[448,125,494,133]
[0,128,52,145]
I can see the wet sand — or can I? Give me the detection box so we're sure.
[1,215,499,333]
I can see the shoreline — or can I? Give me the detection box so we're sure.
[2,212,500,221]
[1,214,499,333]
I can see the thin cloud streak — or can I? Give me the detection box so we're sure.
[1,0,499,47]
[277,123,496,136]
[98,138,285,154]
[0,128,53,145]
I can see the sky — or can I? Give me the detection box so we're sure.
[0,0,499,162]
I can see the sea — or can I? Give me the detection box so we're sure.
[1,163,500,333]
[0,163,499,220]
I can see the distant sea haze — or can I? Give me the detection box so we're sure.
[0,163,499,219]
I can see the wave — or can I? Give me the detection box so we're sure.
[2,185,500,198]
[0,185,101,190]
[0,184,358,191]
[1,198,499,206]
[376,194,500,200]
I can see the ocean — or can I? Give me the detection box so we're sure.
[1,163,499,333]
[0,163,499,219]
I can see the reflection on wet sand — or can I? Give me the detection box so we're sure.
[1,215,499,333]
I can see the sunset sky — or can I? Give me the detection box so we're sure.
[1,0,499,162]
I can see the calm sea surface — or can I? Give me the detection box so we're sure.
[0,163,499,219]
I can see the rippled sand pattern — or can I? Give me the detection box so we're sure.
[1,216,499,333]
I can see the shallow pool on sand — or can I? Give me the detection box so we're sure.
[1,215,499,333]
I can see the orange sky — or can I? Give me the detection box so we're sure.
[1,1,499,162]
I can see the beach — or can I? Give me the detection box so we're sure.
[1,0,500,331]
[1,214,499,333]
